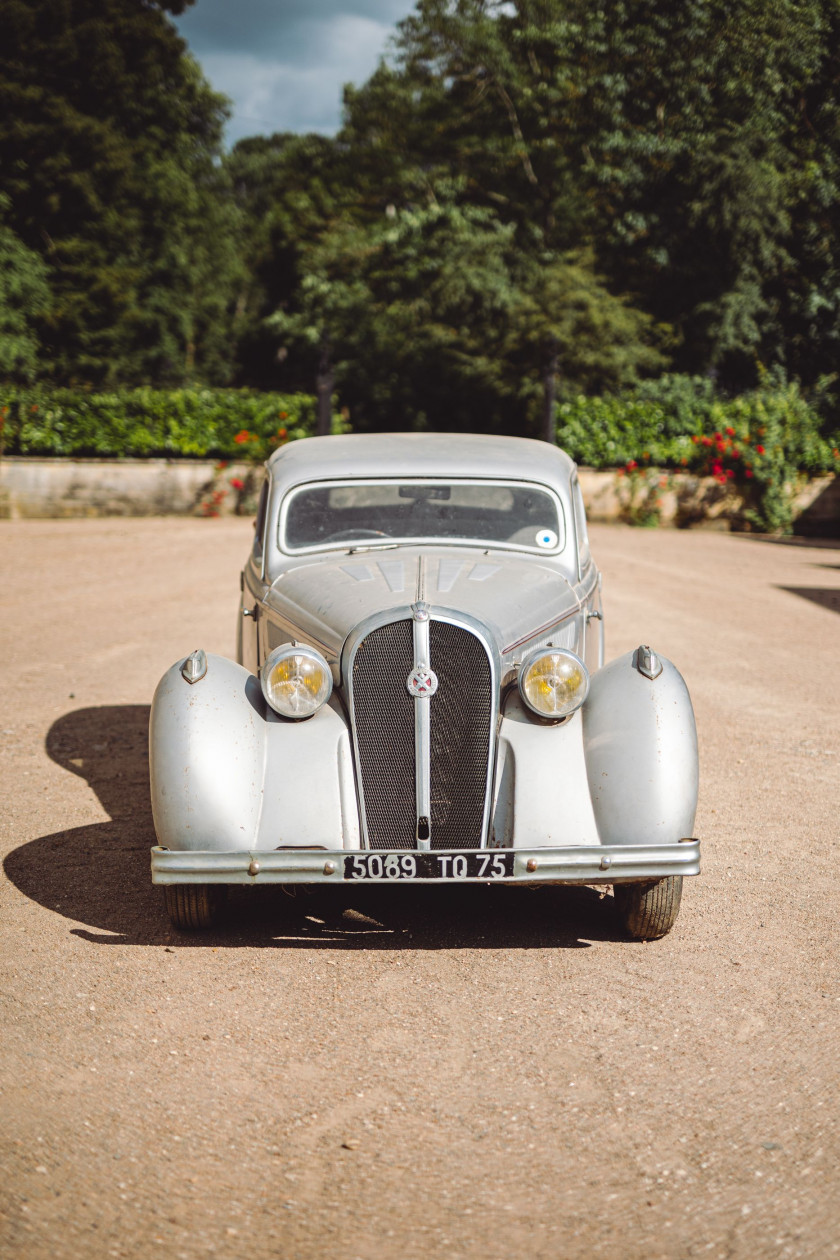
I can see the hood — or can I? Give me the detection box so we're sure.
[264,547,581,662]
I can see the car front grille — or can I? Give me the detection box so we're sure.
[350,618,494,850]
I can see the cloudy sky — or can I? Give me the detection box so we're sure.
[175,0,416,145]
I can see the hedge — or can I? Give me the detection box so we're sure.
[0,387,321,458]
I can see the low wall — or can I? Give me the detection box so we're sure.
[0,457,256,519]
[1,455,837,533]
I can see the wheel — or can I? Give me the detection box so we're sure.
[613,876,682,940]
[164,884,228,931]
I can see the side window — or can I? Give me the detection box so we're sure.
[571,476,591,578]
[252,477,269,564]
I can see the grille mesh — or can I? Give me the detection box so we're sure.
[428,621,492,849]
[352,620,416,850]
[351,618,493,850]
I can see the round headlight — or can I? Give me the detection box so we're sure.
[518,647,589,718]
[261,644,333,719]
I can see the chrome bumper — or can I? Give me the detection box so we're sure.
[151,840,700,885]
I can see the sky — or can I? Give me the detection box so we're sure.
[175,0,416,145]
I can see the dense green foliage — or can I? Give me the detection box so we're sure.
[0,388,317,457]
[234,0,840,438]
[0,195,51,381]
[0,0,243,386]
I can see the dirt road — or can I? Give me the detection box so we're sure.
[1,518,838,1260]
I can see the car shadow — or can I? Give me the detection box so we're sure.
[3,705,630,949]
[777,585,840,615]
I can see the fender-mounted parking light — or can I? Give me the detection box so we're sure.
[634,644,663,680]
[181,649,207,684]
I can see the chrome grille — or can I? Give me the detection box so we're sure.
[350,617,493,850]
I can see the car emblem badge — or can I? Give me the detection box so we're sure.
[407,666,438,697]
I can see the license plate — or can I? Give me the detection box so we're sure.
[344,852,515,881]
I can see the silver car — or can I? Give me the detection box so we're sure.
[150,434,700,939]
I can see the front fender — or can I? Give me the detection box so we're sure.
[149,653,359,852]
[582,649,698,846]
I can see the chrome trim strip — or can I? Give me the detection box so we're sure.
[152,840,701,885]
[503,608,581,656]
[412,602,432,849]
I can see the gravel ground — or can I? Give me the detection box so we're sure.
[1,518,838,1260]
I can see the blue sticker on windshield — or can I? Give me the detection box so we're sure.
[536,529,558,549]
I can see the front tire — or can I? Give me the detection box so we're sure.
[614,876,682,940]
[164,884,228,931]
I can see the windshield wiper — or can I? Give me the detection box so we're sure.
[346,542,402,555]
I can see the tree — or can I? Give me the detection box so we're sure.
[224,132,348,389]
[271,195,661,434]
[0,195,51,381]
[0,0,241,384]
[340,0,838,393]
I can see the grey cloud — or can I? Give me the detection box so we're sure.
[177,0,412,58]
[176,0,413,140]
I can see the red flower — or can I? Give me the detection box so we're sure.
[725,427,735,437]
[712,461,723,475]
[31,404,38,413]
[230,477,245,491]
[691,434,699,444]
[745,468,753,478]
[234,430,251,445]
[755,444,765,455]
[701,436,713,447]
[626,460,637,471]
[726,468,735,478]
[732,449,740,459]
[277,427,287,439]
[833,449,840,459]
[714,432,722,441]
[279,411,288,420]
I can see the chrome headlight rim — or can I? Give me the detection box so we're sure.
[518,646,590,720]
[260,643,333,720]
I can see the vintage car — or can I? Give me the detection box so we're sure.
[150,433,700,939]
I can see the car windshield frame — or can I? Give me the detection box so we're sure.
[279,477,567,557]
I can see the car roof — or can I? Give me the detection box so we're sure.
[266,433,576,493]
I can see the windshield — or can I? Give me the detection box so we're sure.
[281,479,564,554]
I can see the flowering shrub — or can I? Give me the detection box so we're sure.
[615,466,672,527]
[557,376,840,532]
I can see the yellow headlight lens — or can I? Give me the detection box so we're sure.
[261,645,332,719]
[519,648,589,718]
